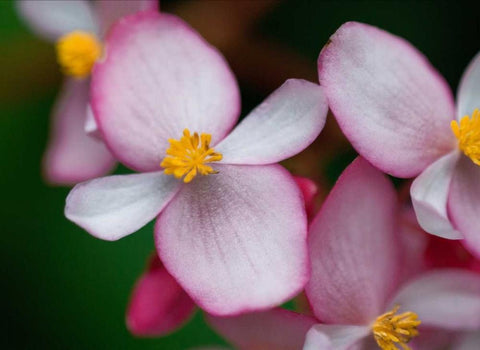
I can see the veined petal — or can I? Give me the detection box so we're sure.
[319,22,456,178]
[207,309,316,350]
[457,52,480,119]
[303,324,369,350]
[390,269,480,330]
[411,152,463,239]
[92,12,240,172]
[306,157,401,324]
[43,79,116,185]
[16,0,97,42]
[65,171,181,241]
[448,155,480,258]
[216,79,327,164]
[155,164,309,315]
[126,254,195,337]
[95,0,159,37]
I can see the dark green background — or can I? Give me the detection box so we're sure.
[2,0,479,349]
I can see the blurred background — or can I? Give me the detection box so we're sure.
[1,0,479,348]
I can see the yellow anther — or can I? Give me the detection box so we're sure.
[161,129,222,183]
[372,305,421,350]
[451,109,480,166]
[56,31,102,78]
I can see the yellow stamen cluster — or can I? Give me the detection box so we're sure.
[161,129,222,183]
[372,305,421,350]
[451,109,480,166]
[56,31,102,78]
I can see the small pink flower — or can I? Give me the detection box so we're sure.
[65,12,328,316]
[318,22,480,257]
[209,158,480,349]
[16,0,158,184]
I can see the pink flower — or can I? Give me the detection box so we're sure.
[16,0,158,184]
[64,12,328,316]
[318,22,480,257]
[209,158,480,349]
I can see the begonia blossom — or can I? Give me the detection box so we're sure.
[318,22,480,257]
[209,158,480,350]
[16,0,158,184]
[64,12,328,316]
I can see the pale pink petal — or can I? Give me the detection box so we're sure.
[457,52,480,119]
[303,324,369,350]
[294,176,319,221]
[126,254,195,337]
[391,269,480,330]
[65,171,181,241]
[155,164,308,315]
[95,0,158,37]
[448,156,480,258]
[453,332,480,350]
[411,152,463,239]
[84,104,101,138]
[216,79,327,164]
[16,0,97,42]
[207,309,316,350]
[319,22,456,178]
[92,12,240,172]
[306,157,401,324]
[43,79,116,185]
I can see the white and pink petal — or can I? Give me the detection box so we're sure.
[456,52,480,119]
[303,324,369,350]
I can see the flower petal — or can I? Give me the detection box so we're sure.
[448,156,480,258]
[155,164,308,315]
[303,324,369,350]
[411,152,463,239]
[294,175,319,221]
[95,0,158,37]
[306,157,401,324]
[457,52,480,119]
[207,309,316,350]
[65,171,181,241]
[453,332,480,350]
[216,79,327,164]
[319,22,456,178]
[126,254,195,337]
[16,0,97,42]
[92,12,240,172]
[391,269,480,330]
[43,79,116,185]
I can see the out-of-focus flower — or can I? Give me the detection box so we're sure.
[318,21,480,257]
[16,0,158,184]
[209,158,480,350]
[126,175,319,337]
[64,12,328,316]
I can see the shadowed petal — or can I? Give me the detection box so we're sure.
[155,164,308,315]
[457,52,480,119]
[319,22,456,178]
[303,324,369,350]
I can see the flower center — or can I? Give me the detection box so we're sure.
[451,109,480,166]
[161,129,223,183]
[55,31,102,78]
[372,305,421,350]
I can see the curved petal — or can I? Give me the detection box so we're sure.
[92,12,240,172]
[448,156,480,258]
[216,79,327,164]
[303,324,369,350]
[65,171,181,241]
[95,0,158,37]
[207,309,316,350]
[294,176,319,221]
[84,104,101,138]
[43,79,116,185]
[390,269,480,330]
[453,332,480,350]
[411,152,463,239]
[155,164,309,315]
[306,157,401,324]
[126,254,195,337]
[16,0,97,42]
[457,52,480,119]
[318,22,456,178]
